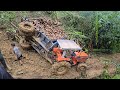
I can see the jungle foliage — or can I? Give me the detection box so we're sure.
[0,11,120,53]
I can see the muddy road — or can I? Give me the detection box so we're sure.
[0,30,118,79]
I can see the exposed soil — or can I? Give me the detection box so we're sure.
[0,29,118,79]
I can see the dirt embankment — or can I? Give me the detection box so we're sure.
[0,29,118,79]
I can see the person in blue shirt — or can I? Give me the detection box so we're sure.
[11,43,24,65]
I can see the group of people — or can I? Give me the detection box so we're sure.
[0,42,24,79]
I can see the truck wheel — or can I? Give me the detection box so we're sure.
[19,38,31,49]
[6,31,16,41]
[77,63,87,78]
[51,61,71,75]
[77,63,87,72]
[18,22,35,34]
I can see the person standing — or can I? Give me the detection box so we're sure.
[11,43,24,65]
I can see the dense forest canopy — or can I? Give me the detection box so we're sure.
[0,11,120,53]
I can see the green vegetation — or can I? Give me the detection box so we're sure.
[112,65,120,79]
[93,67,119,79]
[47,11,120,53]
[0,11,120,53]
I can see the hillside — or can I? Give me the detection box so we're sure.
[0,11,119,79]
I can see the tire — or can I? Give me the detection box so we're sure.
[77,63,87,78]
[51,61,71,75]
[19,38,31,49]
[18,30,34,37]
[77,63,87,72]
[18,22,35,34]
[6,31,16,41]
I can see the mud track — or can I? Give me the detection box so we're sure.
[0,30,117,79]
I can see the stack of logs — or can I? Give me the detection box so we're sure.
[28,17,67,40]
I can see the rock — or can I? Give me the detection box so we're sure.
[16,70,24,75]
